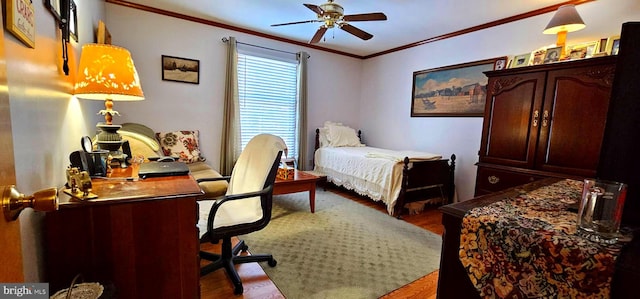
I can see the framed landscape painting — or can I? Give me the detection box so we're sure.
[411,58,500,117]
[162,55,200,84]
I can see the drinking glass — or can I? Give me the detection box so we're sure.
[130,155,144,179]
[577,178,627,244]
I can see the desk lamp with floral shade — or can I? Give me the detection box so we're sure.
[74,44,145,152]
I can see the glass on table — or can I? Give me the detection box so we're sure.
[129,155,145,178]
[577,178,627,244]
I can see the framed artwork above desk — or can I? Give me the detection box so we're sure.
[45,168,203,298]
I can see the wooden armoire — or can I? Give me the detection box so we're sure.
[474,55,617,196]
[469,22,640,297]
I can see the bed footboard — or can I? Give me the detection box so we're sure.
[393,154,456,218]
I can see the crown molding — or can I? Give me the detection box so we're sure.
[106,0,595,60]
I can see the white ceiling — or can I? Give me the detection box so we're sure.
[122,0,573,57]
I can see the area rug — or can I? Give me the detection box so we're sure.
[239,190,442,299]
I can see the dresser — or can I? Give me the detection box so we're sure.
[475,56,617,196]
[45,168,203,298]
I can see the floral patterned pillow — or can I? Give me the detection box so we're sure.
[155,130,206,163]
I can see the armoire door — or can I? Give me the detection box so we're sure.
[478,72,546,168]
[536,62,616,176]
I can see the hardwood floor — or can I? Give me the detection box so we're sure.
[200,185,444,298]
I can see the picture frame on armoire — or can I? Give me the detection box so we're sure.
[493,57,508,70]
[566,41,599,60]
[544,47,562,64]
[605,35,621,55]
[510,53,531,68]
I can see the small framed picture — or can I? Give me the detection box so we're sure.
[69,0,78,42]
[509,53,531,68]
[567,41,599,60]
[96,20,112,44]
[598,37,608,53]
[5,0,36,47]
[568,47,587,60]
[493,57,508,70]
[605,35,621,55]
[44,0,62,22]
[162,55,200,84]
[531,49,546,65]
[544,47,562,63]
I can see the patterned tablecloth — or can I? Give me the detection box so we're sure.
[459,179,624,298]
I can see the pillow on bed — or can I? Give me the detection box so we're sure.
[327,124,363,147]
[318,127,330,147]
[324,121,343,127]
[156,130,206,163]
[318,121,343,147]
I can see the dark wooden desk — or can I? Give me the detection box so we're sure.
[45,168,203,298]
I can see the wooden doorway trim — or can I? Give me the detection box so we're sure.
[0,11,24,282]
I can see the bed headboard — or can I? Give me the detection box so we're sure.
[314,128,362,151]
[118,123,163,159]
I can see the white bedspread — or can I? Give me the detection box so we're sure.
[314,146,442,214]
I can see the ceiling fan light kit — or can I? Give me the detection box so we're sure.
[272,0,387,44]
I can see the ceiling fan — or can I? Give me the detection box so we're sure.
[271,0,387,44]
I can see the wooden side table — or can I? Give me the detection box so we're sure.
[45,167,203,298]
[273,170,321,212]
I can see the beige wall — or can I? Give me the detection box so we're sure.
[105,3,365,171]
[5,0,105,282]
[6,0,639,282]
[360,0,640,201]
[104,1,640,202]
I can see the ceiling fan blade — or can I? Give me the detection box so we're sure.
[343,12,387,22]
[340,24,373,40]
[304,3,324,15]
[310,27,328,44]
[271,20,320,27]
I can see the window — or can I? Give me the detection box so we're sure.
[237,50,299,161]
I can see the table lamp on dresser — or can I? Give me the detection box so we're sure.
[543,4,586,58]
[74,43,145,153]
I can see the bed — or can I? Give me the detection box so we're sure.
[313,123,455,218]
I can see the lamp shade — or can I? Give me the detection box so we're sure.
[543,4,586,34]
[74,44,144,101]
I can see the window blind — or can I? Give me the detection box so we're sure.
[237,53,299,160]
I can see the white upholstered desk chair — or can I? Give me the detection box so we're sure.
[198,134,286,295]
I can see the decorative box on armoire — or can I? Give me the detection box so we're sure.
[475,55,617,196]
